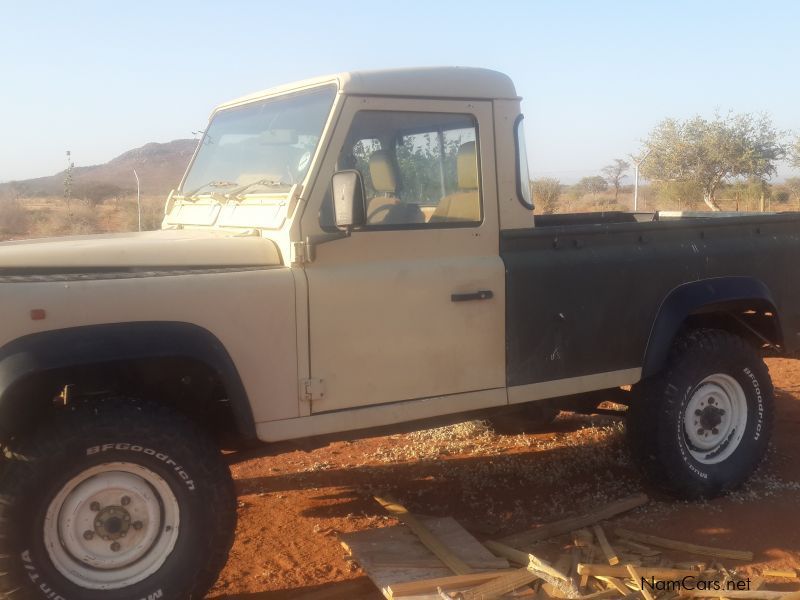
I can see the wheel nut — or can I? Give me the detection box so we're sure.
[83,530,94,540]
[712,428,719,435]
[697,428,704,435]
[90,501,101,512]
[695,409,703,416]
[121,496,131,506]
[110,542,121,552]
[133,521,143,530]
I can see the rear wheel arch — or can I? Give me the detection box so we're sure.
[642,277,782,378]
[0,322,256,442]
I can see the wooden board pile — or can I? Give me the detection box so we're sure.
[339,494,800,600]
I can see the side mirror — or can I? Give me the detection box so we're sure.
[331,170,366,233]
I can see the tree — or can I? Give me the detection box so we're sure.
[578,175,608,199]
[531,178,562,213]
[786,177,800,208]
[601,159,630,200]
[641,112,788,211]
[793,138,800,168]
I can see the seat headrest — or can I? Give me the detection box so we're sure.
[456,141,478,190]
[368,150,397,194]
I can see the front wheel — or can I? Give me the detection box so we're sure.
[627,329,774,499]
[0,400,236,600]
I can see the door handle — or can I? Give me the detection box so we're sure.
[451,290,494,302]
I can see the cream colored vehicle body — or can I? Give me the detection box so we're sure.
[0,68,636,443]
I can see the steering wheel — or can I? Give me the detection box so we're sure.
[367,203,394,224]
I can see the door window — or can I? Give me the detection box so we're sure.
[320,111,481,229]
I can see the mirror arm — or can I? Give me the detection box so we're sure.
[303,231,350,261]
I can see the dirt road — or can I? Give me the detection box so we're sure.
[208,358,800,599]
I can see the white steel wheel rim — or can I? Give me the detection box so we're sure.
[683,373,748,465]
[44,462,180,590]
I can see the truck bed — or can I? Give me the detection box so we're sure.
[501,212,800,388]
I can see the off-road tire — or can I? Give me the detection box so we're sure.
[627,329,774,499]
[0,400,236,600]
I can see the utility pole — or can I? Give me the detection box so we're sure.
[632,149,652,212]
[133,169,141,232]
[64,150,74,208]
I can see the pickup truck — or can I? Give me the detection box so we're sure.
[0,67,794,600]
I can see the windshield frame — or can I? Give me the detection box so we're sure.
[177,81,339,200]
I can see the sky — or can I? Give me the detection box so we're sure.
[1,0,799,184]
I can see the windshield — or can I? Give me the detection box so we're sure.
[181,85,336,196]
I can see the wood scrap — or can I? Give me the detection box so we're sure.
[374,496,474,575]
[615,528,753,561]
[457,567,540,600]
[387,571,517,597]
[499,494,649,548]
[484,541,569,581]
[483,541,581,598]
[577,589,625,600]
[594,575,633,596]
[615,539,661,557]
[674,561,707,571]
[626,564,653,600]
[762,569,797,578]
[576,563,708,579]
[592,525,620,566]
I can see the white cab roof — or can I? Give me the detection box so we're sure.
[216,67,518,110]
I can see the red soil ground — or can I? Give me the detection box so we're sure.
[208,358,800,599]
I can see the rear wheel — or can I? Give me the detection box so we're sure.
[0,400,236,600]
[627,329,773,498]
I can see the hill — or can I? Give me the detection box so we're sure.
[0,139,197,200]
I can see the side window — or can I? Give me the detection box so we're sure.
[320,111,481,230]
[515,115,533,209]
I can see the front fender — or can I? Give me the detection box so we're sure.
[0,322,255,439]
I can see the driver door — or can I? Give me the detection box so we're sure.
[300,96,506,413]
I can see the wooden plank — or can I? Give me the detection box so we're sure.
[484,541,569,581]
[459,568,540,600]
[576,564,705,579]
[626,565,653,600]
[614,528,754,561]
[340,517,510,600]
[578,589,624,600]
[614,539,661,557]
[762,569,797,578]
[484,541,581,598]
[374,497,473,575]
[591,526,619,566]
[594,576,632,596]
[387,571,516,597]
[499,494,649,548]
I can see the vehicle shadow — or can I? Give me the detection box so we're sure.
[209,577,382,599]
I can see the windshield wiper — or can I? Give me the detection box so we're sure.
[227,178,292,200]
[182,180,238,199]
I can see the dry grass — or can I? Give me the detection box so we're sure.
[0,196,165,241]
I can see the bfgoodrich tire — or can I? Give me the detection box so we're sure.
[627,329,774,499]
[0,400,236,600]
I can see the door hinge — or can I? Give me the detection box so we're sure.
[301,378,325,402]
[291,241,309,265]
